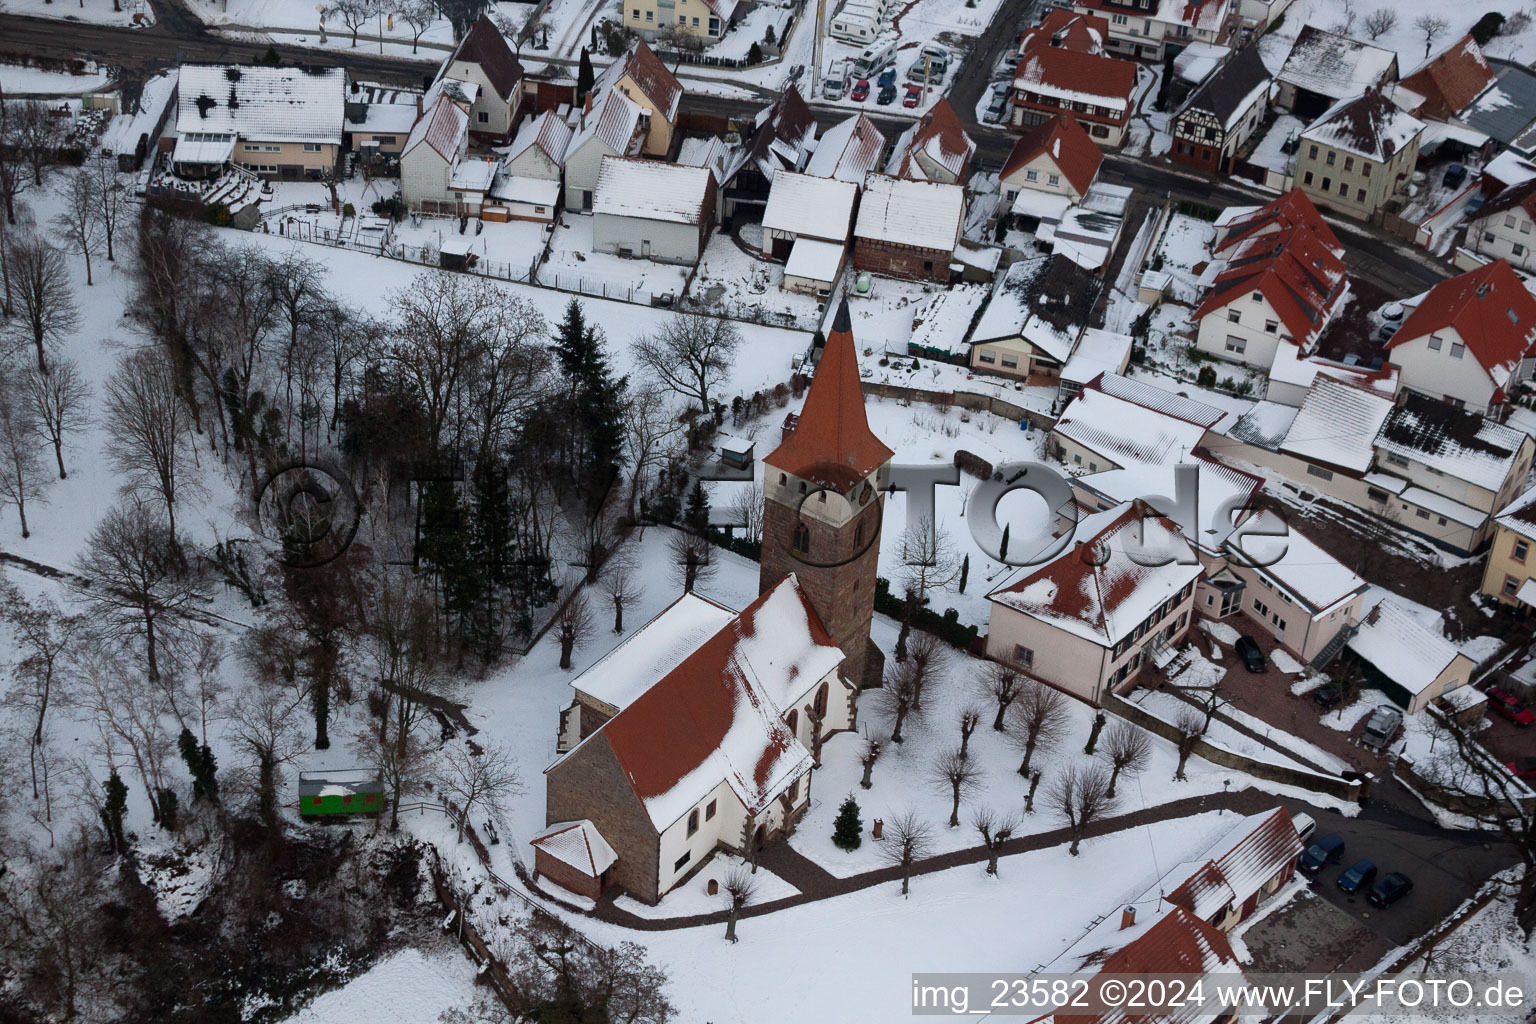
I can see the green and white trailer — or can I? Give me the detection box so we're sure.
[298,769,385,817]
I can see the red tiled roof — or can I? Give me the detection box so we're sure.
[1013,44,1137,118]
[1215,188,1342,255]
[617,39,683,122]
[1471,178,1536,224]
[1387,260,1536,386]
[448,15,524,101]
[1001,114,1102,195]
[765,300,893,489]
[888,98,975,181]
[1195,222,1348,352]
[1167,808,1304,921]
[1077,909,1243,1024]
[1402,34,1495,121]
[1018,7,1109,54]
[404,94,467,162]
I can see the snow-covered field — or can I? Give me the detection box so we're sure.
[1267,0,1536,73]
[0,61,113,95]
[541,213,694,305]
[280,946,481,1024]
[3,0,152,27]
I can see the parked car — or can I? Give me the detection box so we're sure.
[851,78,871,102]
[907,54,947,82]
[1312,683,1343,709]
[903,82,923,107]
[1298,833,1345,874]
[1376,323,1397,342]
[822,74,846,100]
[985,82,1010,122]
[1443,163,1468,188]
[1360,705,1403,751]
[1337,859,1378,893]
[1379,302,1405,323]
[1467,193,1486,213]
[1291,811,1317,843]
[1486,685,1535,726]
[876,82,897,105]
[877,67,897,88]
[1367,872,1414,908]
[1235,635,1265,673]
[1506,757,1536,779]
[1000,52,1020,74]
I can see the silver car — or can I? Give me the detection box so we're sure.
[1360,705,1403,751]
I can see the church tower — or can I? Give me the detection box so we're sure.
[760,300,893,689]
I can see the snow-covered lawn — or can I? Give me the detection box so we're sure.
[614,855,799,919]
[1319,689,1393,732]
[278,946,481,1024]
[0,61,112,95]
[3,0,152,27]
[1265,0,1536,76]
[685,232,829,330]
[1149,213,1216,305]
[540,213,693,305]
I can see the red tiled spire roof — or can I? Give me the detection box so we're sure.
[765,300,893,490]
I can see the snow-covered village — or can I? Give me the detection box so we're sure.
[2,0,1536,1018]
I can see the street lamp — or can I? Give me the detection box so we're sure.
[1221,778,1230,813]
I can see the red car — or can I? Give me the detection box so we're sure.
[903,83,923,108]
[1486,685,1536,726]
[1506,757,1536,779]
[851,78,871,102]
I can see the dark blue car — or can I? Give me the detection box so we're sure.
[877,67,897,88]
[1337,859,1377,893]
[1299,833,1345,874]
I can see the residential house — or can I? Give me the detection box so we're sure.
[1480,484,1536,610]
[1051,807,1303,1024]
[1171,44,1272,172]
[1467,180,1536,273]
[490,109,572,222]
[172,64,345,180]
[984,500,1203,705]
[1200,510,1367,665]
[563,86,644,210]
[1046,182,1131,271]
[1274,26,1398,120]
[1461,62,1536,157]
[546,575,855,904]
[627,0,738,42]
[591,155,717,263]
[803,113,884,183]
[852,173,964,281]
[434,15,525,144]
[1345,600,1476,713]
[345,84,419,166]
[1212,187,1342,251]
[1295,90,1424,220]
[399,94,497,216]
[968,254,1100,382]
[594,40,684,158]
[1192,205,1349,368]
[1068,0,1235,62]
[1400,35,1496,124]
[1011,34,1138,147]
[1058,327,1133,402]
[720,85,817,218]
[1383,260,1536,417]
[884,98,975,185]
[1016,7,1109,56]
[761,171,857,258]
[998,113,1102,212]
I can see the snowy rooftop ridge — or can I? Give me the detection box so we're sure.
[854,173,964,253]
[761,171,857,241]
[1276,25,1397,101]
[593,155,713,225]
[176,64,345,145]
[1346,600,1466,695]
[530,820,619,877]
[1301,90,1425,163]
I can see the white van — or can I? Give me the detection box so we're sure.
[852,35,898,78]
[1290,812,1316,843]
[822,71,847,100]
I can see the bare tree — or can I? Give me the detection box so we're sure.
[720,864,758,942]
[730,481,764,545]
[0,379,49,537]
[668,529,716,594]
[633,313,741,413]
[928,746,983,827]
[978,661,1021,731]
[102,347,200,536]
[905,630,948,710]
[556,590,594,670]
[972,806,1019,876]
[1175,706,1204,781]
[51,168,103,286]
[0,580,83,800]
[230,680,306,833]
[601,555,642,633]
[0,89,26,225]
[435,740,524,843]
[10,100,62,187]
[1100,721,1152,798]
[73,498,205,682]
[896,516,959,656]
[957,704,982,758]
[1363,7,1397,39]
[879,657,922,743]
[857,727,882,788]
[4,234,80,374]
[0,840,108,1020]
[327,0,380,45]
[1415,13,1448,55]
[353,706,431,832]
[496,915,675,1024]
[397,0,438,51]
[88,154,128,263]
[625,380,684,517]
[880,810,934,897]
[1049,762,1115,856]
[1007,679,1068,777]
[24,358,89,478]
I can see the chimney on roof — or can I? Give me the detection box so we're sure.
[1120,905,1136,930]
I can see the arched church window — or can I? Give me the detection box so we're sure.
[793,523,810,554]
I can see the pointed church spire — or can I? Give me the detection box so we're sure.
[765,298,893,491]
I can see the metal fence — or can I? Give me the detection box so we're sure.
[536,267,654,304]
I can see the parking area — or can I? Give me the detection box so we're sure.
[1241,885,1392,974]
[1475,703,1536,765]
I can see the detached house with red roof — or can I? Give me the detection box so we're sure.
[1385,260,1536,418]
[998,114,1102,213]
[545,576,854,903]
[434,15,525,144]
[599,39,684,158]
[1400,34,1496,124]
[1480,483,1536,609]
[884,98,975,185]
[1193,190,1349,370]
[400,94,498,216]
[1011,12,1139,147]
[984,500,1204,706]
[1468,180,1536,273]
[1068,0,1235,63]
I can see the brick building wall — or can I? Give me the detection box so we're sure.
[533,847,604,899]
[545,734,661,902]
[852,238,951,282]
[759,487,887,688]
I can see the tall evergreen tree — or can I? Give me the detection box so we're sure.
[101,771,128,853]
[577,48,595,105]
[832,795,863,851]
[552,299,628,504]
[463,454,516,662]
[416,479,475,635]
[685,479,710,534]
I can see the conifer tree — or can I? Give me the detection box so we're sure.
[832,795,863,851]
[577,48,595,105]
[552,299,628,504]
[101,771,128,853]
[959,554,969,593]
[685,479,710,533]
